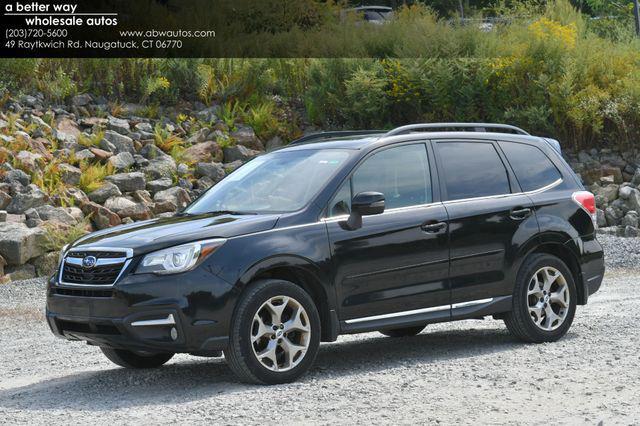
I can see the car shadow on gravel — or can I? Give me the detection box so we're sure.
[0,325,577,411]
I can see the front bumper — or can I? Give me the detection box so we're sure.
[46,265,236,354]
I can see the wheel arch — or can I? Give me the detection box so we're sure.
[236,255,339,342]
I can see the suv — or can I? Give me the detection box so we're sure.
[46,123,605,384]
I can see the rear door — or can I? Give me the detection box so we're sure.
[326,142,450,326]
[433,140,538,307]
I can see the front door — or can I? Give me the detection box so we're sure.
[325,142,450,325]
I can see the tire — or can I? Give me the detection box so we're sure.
[224,279,321,385]
[100,347,174,369]
[379,325,426,337]
[504,253,577,343]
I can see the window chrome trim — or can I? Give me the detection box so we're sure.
[323,201,441,223]
[442,178,562,205]
[58,247,133,288]
[344,298,495,324]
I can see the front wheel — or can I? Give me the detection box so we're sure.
[504,253,577,343]
[224,279,321,385]
[100,347,174,369]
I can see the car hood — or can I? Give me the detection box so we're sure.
[70,213,280,256]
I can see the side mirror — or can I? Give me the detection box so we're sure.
[344,191,385,230]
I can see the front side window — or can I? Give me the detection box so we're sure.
[499,141,562,192]
[437,141,511,201]
[186,149,349,214]
[328,143,431,215]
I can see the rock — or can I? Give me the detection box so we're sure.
[80,201,121,230]
[79,117,107,128]
[596,208,606,228]
[6,186,48,214]
[619,186,633,200]
[15,150,42,170]
[601,166,623,184]
[66,187,89,206]
[29,137,54,160]
[195,162,226,183]
[0,210,6,222]
[59,163,81,185]
[186,128,211,144]
[631,169,640,186]
[231,126,264,151]
[56,118,82,139]
[5,264,37,281]
[224,160,244,173]
[135,122,153,133]
[625,225,639,237]
[107,115,130,134]
[265,136,284,151]
[131,190,153,205]
[223,145,260,163]
[108,152,135,170]
[104,196,138,214]
[0,222,45,265]
[621,211,639,228]
[117,203,152,221]
[196,105,220,122]
[105,172,146,192]
[605,205,624,226]
[143,158,177,180]
[89,147,113,161]
[154,187,191,211]
[2,169,30,186]
[71,93,92,106]
[74,149,96,161]
[146,177,173,193]
[33,205,77,226]
[152,200,177,214]
[598,184,619,204]
[627,188,640,212]
[177,163,190,176]
[102,130,135,154]
[195,176,215,191]
[0,192,11,210]
[182,141,223,163]
[0,254,5,276]
[32,251,60,277]
[66,207,85,222]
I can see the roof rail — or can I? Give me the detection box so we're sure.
[290,130,385,145]
[384,123,530,137]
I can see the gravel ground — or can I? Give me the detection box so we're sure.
[1,237,639,425]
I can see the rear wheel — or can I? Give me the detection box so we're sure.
[224,279,321,384]
[379,325,426,337]
[504,253,577,343]
[100,347,174,369]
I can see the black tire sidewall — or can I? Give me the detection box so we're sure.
[515,254,577,342]
[232,280,321,384]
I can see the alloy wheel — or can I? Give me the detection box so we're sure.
[527,266,570,331]
[250,295,311,372]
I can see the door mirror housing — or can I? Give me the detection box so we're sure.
[344,191,385,230]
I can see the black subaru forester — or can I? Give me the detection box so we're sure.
[47,123,605,384]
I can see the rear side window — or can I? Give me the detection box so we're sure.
[436,142,511,201]
[499,141,562,192]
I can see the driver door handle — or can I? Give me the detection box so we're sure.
[421,221,447,233]
[510,207,532,220]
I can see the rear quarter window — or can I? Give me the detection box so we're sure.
[499,141,562,192]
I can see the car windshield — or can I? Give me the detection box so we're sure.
[185,149,350,214]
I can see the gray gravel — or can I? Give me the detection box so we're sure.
[1,236,639,424]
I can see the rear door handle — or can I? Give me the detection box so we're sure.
[510,207,532,220]
[421,221,447,233]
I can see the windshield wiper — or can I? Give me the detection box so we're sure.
[206,210,257,216]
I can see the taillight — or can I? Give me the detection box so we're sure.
[572,191,597,228]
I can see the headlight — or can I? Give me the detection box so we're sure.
[58,244,70,265]
[136,239,226,275]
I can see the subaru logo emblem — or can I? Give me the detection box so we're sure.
[82,256,97,268]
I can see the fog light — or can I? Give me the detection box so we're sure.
[170,327,178,341]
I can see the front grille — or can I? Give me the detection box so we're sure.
[53,287,113,298]
[67,251,125,258]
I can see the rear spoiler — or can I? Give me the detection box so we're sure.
[543,138,561,153]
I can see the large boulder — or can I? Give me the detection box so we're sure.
[182,141,223,163]
[231,126,264,151]
[72,93,93,106]
[117,203,152,221]
[102,130,135,154]
[80,201,121,230]
[195,162,226,183]
[104,196,137,214]
[105,172,146,192]
[144,158,177,180]
[627,188,640,213]
[223,145,260,163]
[154,187,191,211]
[146,177,173,194]
[33,205,77,226]
[0,222,45,265]
[2,169,30,186]
[15,151,42,170]
[32,251,60,277]
[56,118,82,139]
[0,192,11,210]
[6,186,48,214]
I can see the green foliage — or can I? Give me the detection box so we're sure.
[243,102,281,140]
[78,162,114,193]
[41,220,90,252]
[154,124,186,153]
